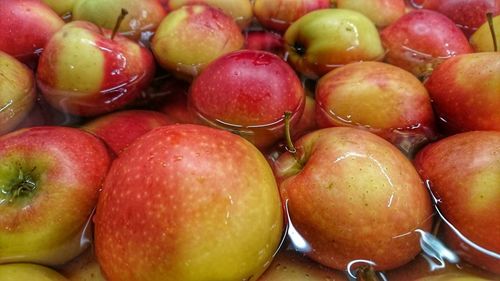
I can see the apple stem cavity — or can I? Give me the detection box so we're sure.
[486,13,498,52]
[284,111,296,154]
[356,265,382,281]
[2,167,38,204]
[111,8,129,40]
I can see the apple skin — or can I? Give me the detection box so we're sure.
[414,131,500,274]
[156,78,200,124]
[59,248,106,281]
[189,50,305,149]
[0,263,69,281]
[0,126,111,266]
[421,0,500,37]
[0,51,36,136]
[336,0,406,28]
[315,61,436,155]
[274,127,433,271]
[470,15,500,52]
[37,21,155,117]
[284,9,385,79]
[245,31,285,57]
[94,124,283,281]
[381,9,473,79]
[42,0,76,16]
[0,0,64,66]
[424,52,500,133]
[72,0,166,40]
[167,0,254,29]
[81,110,174,155]
[252,0,331,33]
[151,4,244,79]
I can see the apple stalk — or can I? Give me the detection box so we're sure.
[284,111,296,154]
[111,8,128,40]
[487,12,498,52]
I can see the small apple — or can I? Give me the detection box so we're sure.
[252,0,331,33]
[0,0,64,66]
[336,0,406,28]
[424,52,500,133]
[381,9,473,79]
[245,31,284,57]
[94,124,283,281]
[470,14,500,52]
[167,0,254,29]
[188,49,305,149]
[59,248,106,281]
[292,95,317,140]
[72,0,166,40]
[151,4,244,79]
[315,61,436,155]
[0,51,36,136]
[37,20,155,117]
[81,110,174,155]
[284,9,385,79]
[414,131,500,274]
[0,263,69,281]
[0,126,111,265]
[42,0,77,16]
[155,78,199,124]
[274,127,433,271]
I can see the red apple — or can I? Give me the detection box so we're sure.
[424,52,500,133]
[0,0,64,67]
[336,0,406,28]
[274,127,433,271]
[189,49,305,149]
[0,126,111,265]
[0,51,36,136]
[151,4,244,79]
[253,0,331,33]
[81,110,174,155]
[315,61,436,155]
[94,124,283,281]
[155,78,199,124]
[421,0,500,37]
[381,9,473,78]
[37,20,155,117]
[244,31,285,57]
[414,131,500,274]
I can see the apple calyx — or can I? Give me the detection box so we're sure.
[486,12,498,52]
[1,167,38,204]
[111,8,129,40]
[284,111,297,154]
[356,265,381,281]
[292,42,306,57]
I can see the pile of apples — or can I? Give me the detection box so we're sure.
[0,0,499,280]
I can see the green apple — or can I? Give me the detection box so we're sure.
[42,0,76,16]
[284,8,384,79]
[470,15,500,52]
[0,263,68,281]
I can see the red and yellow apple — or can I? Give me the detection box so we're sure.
[470,15,500,52]
[336,0,406,28]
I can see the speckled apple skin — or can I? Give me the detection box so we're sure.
[0,127,111,265]
[94,124,284,281]
[424,52,500,133]
[274,127,433,271]
[414,131,500,274]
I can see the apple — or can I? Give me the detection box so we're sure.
[245,31,284,57]
[424,52,500,133]
[167,0,254,29]
[252,0,331,33]
[37,20,155,117]
[381,9,473,79]
[81,110,174,155]
[292,95,317,140]
[151,4,244,80]
[421,0,500,37]
[0,51,36,136]
[0,0,64,66]
[94,124,283,281]
[0,126,111,265]
[414,273,492,281]
[284,9,385,79]
[155,78,199,124]
[59,248,106,281]
[0,263,69,281]
[470,14,500,52]
[414,131,500,274]
[315,61,437,156]
[72,0,166,40]
[273,127,433,271]
[42,0,76,16]
[188,49,305,149]
[336,0,406,28]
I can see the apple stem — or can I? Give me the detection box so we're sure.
[356,265,381,281]
[111,8,129,40]
[284,111,296,154]
[487,13,498,52]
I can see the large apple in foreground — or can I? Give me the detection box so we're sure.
[94,124,284,281]
[37,21,155,117]
[414,131,500,274]
[274,127,433,271]
[0,263,69,281]
[0,127,111,265]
